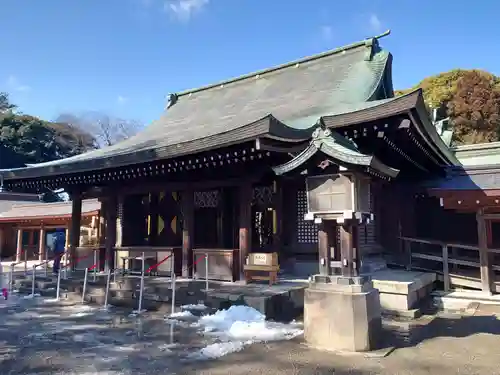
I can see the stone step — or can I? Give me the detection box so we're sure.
[9,274,305,321]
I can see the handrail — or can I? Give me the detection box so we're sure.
[400,236,500,253]
[146,254,173,273]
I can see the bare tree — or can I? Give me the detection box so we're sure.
[55,112,141,148]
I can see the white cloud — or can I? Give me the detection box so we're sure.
[369,14,382,33]
[321,25,333,41]
[6,75,31,92]
[165,0,209,22]
[117,95,128,104]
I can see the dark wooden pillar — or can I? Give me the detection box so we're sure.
[339,222,358,278]
[149,193,159,246]
[181,189,194,278]
[239,182,253,280]
[273,180,283,252]
[70,193,82,269]
[318,222,331,275]
[477,209,493,293]
[318,221,338,276]
[104,197,117,272]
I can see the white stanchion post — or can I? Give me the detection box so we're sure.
[82,268,88,304]
[31,265,36,296]
[205,253,209,292]
[171,253,175,279]
[93,250,97,282]
[137,252,145,314]
[55,267,62,301]
[171,272,176,315]
[104,268,111,309]
[63,253,68,280]
[9,264,14,294]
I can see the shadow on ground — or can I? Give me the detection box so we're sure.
[0,297,500,374]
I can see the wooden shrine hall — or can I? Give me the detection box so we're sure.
[0,199,101,262]
[0,31,463,285]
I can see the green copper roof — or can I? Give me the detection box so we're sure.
[272,127,399,178]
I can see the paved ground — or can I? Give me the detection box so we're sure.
[0,296,500,375]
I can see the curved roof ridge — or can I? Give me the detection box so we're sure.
[173,30,391,98]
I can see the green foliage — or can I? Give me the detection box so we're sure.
[0,113,97,168]
[447,71,500,145]
[0,92,16,112]
[396,69,500,145]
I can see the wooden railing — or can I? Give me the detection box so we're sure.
[400,236,500,293]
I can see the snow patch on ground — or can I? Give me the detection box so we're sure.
[181,303,207,311]
[190,305,303,360]
[22,293,41,299]
[170,310,195,318]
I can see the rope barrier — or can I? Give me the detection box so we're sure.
[146,254,173,274]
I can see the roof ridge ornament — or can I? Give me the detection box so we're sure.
[166,93,178,109]
[364,29,391,61]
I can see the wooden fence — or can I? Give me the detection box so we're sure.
[400,236,500,293]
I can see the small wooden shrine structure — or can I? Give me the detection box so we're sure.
[2,31,486,291]
[0,199,101,261]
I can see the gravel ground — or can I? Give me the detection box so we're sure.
[1,295,500,375]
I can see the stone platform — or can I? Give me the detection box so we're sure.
[371,268,436,318]
[12,274,306,321]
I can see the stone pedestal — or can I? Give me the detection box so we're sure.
[304,275,382,352]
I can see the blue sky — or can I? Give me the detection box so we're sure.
[1,0,499,126]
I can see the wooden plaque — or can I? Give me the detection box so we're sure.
[248,252,278,267]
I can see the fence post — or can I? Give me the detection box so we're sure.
[137,252,145,313]
[31,265,36,296]
[205,252,209,292]
[104,268,111,309]
[56,267,62,301]
[442,244,450,292]
[171,272,176,315]
[82,268,88,304]
[405,240,412,271]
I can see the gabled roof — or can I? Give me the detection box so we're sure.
[0,199,100,222]
[272,127,399,178]
[1,32,394,180]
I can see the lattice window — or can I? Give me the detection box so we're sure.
[194,190,220,208]
[296,190,318,244]
[253,185,273,207]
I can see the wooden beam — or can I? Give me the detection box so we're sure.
[272,179,283,252]
[476,209,493,294]
[181,190,194,278]
[238,182,253,281]
[38,226,46,262]
[339,223,357,277]
[16,228,22,262]
[318,222,332,275]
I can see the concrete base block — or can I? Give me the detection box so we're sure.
[304,279,382,352]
